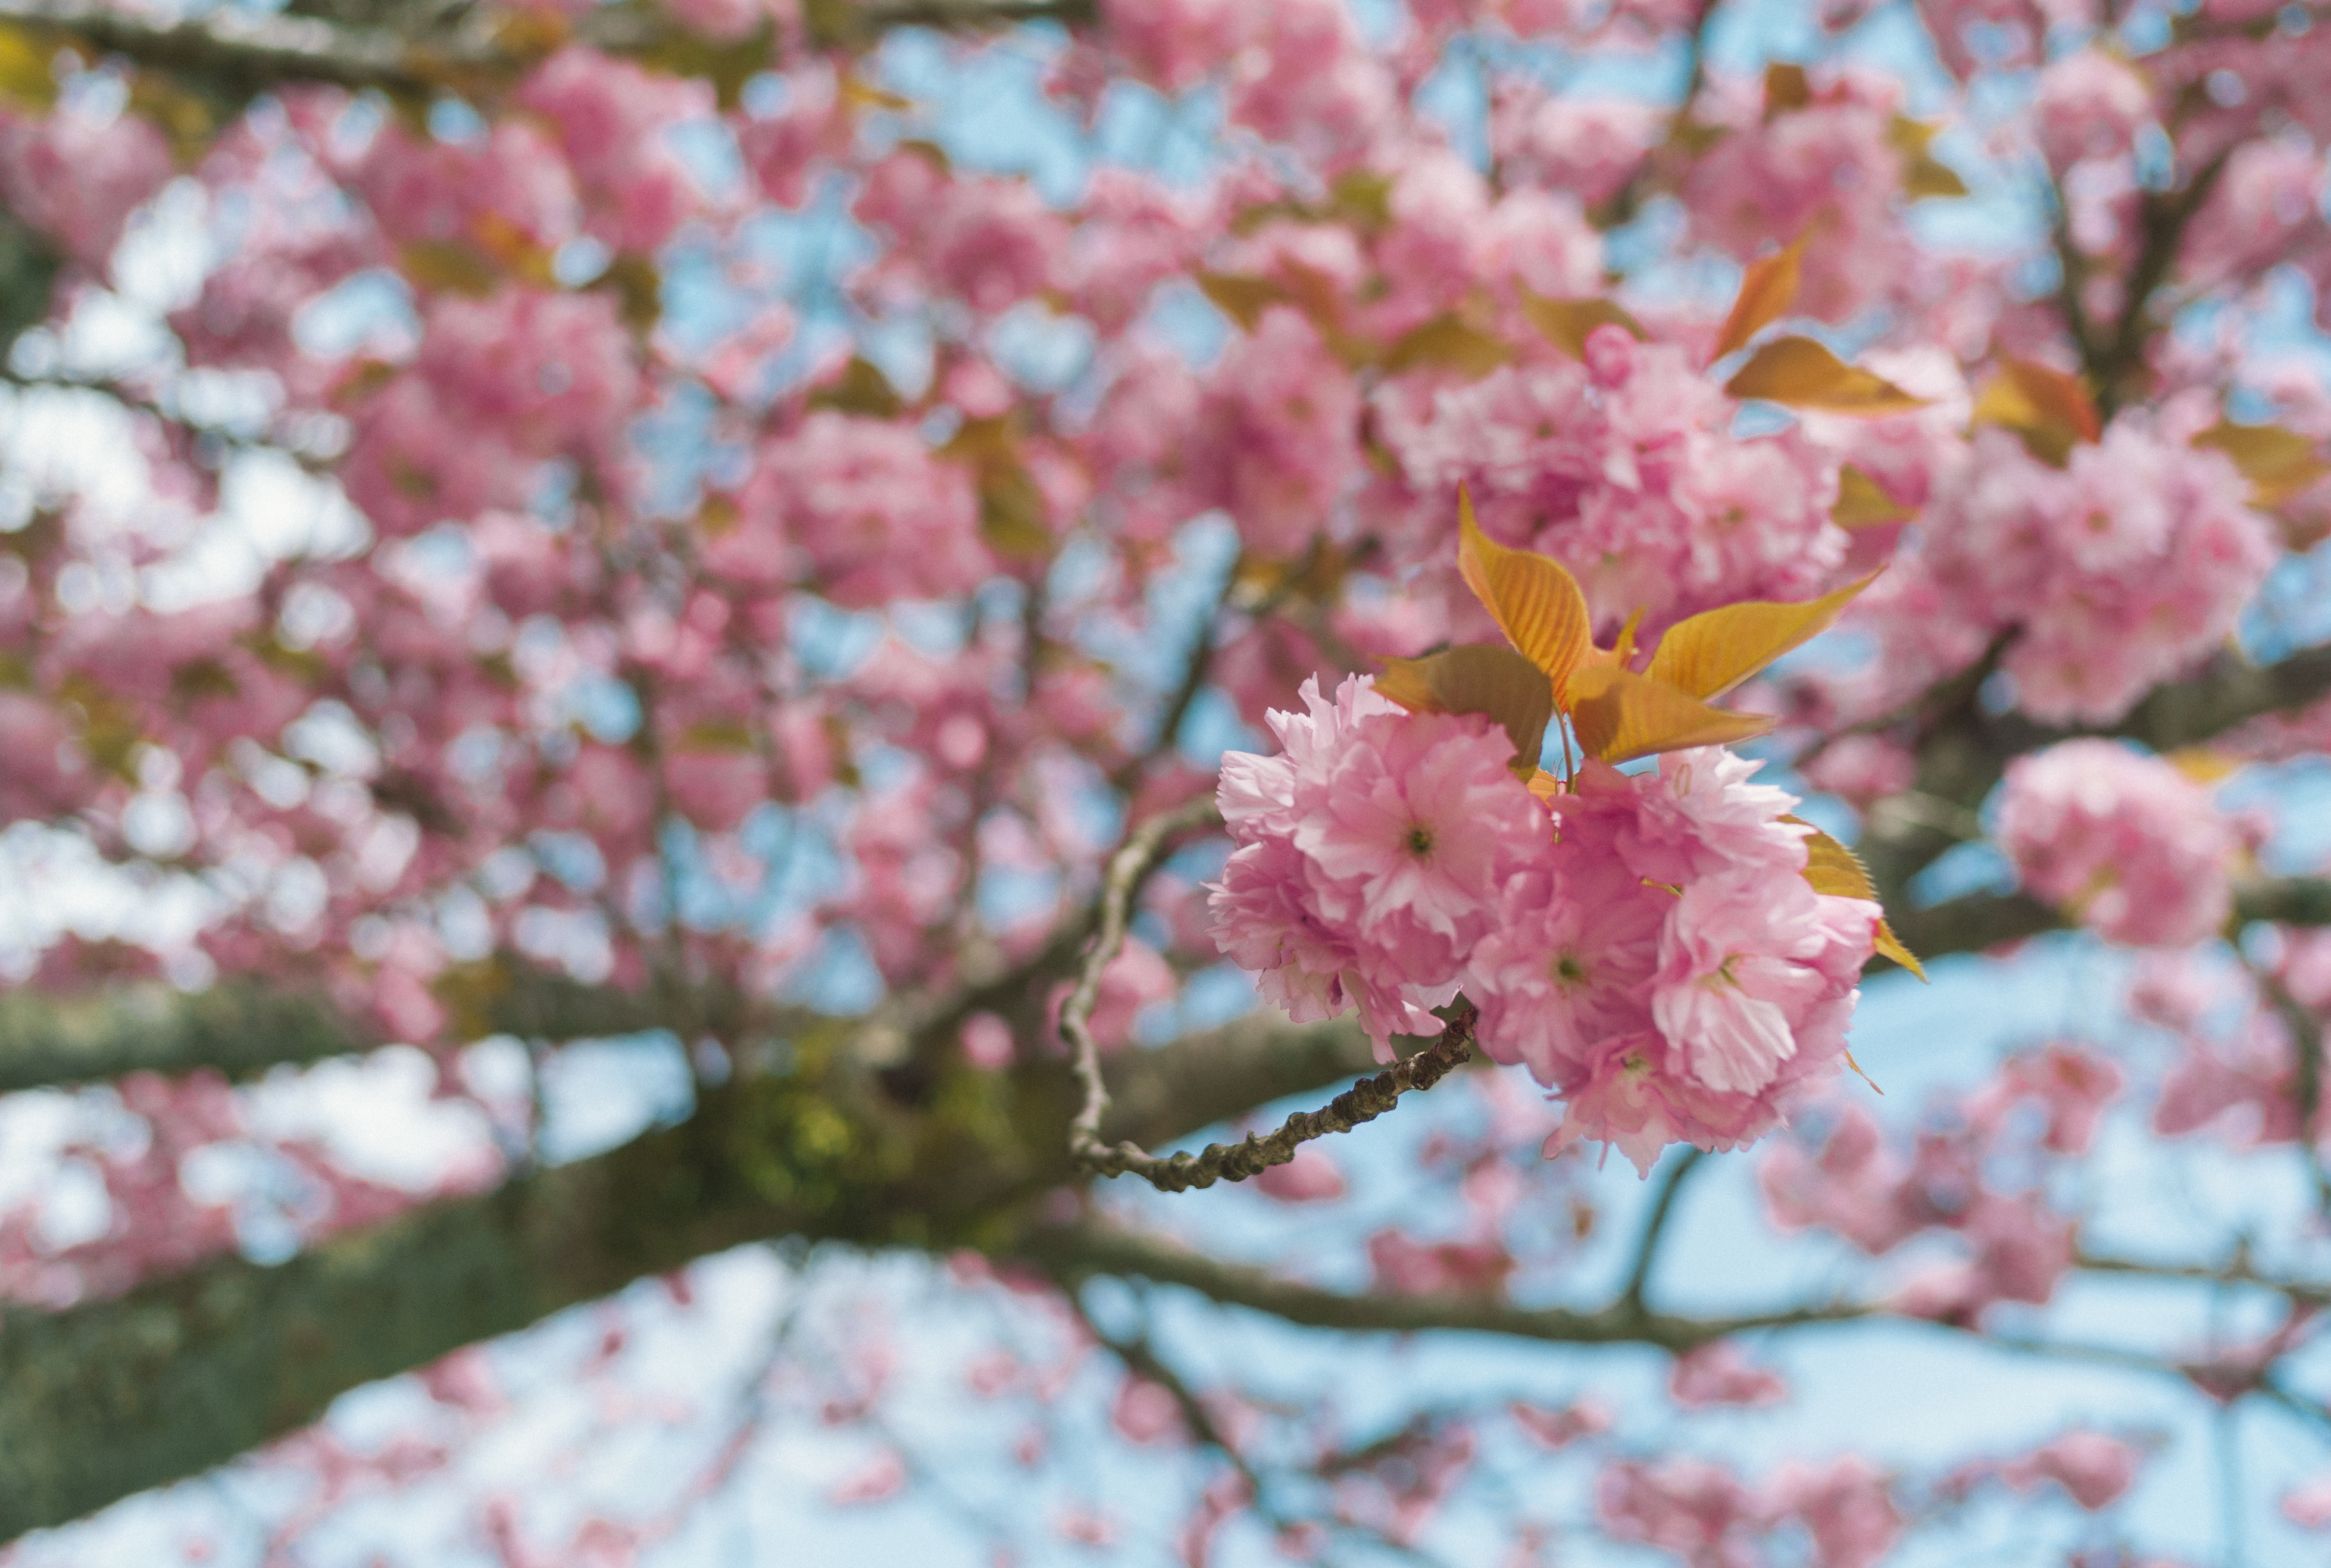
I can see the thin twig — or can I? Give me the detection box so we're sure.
[1620,1147,1704,1317]
[1061,794,1480,1192]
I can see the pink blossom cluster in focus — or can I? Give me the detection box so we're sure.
[1211,678,1880,1172]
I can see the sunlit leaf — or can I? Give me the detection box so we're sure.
[1382,314,1511,379]
[808,356,904,418]
[1521,295,1646,360]
[1764,62,1811,116]
[1711,235,1806,361]
[1833,464,1916,528]
[2164,746,2242,785]
[0,25,60,111]
[1195,271,1289,332]
[398,240,501,296]
[1563,664,1774,764]
[1456,488,1592,695]
[1723,336,1926,414]
[1643,571,1880,701]
[1791,820,1927,979]
[598,252,663,335]
[1377,644,1557,774]
[2193,421,2330,508]
[1887,115,1969,199]
[1971,356,2099,466]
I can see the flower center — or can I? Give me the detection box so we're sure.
[1407,824,1434,857]
[1552,952,1588,988]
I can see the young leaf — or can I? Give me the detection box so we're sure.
[1711,235,1807,362]
[1763,62,1811,116]
[1886,116,1970,199]
[1377,645,1557,773]
[1642,571,1880,702]
[1790,820,1927,979]
[1381,314,1511,379]
[1456,489,1593,695]
[2192,421,2330,508]
[1833,464,1916,528]
[1521,295,1647,360]
[1971,357,2100,466]
[1723,337,1926,414]
[1194,271,1288,332]
[1563,664,1774,764]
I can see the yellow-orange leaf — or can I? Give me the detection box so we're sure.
[1723,336,1926,414]
[1457,489,1593,696]
[1377,644,1556,773]
[1833,464,1916,528]
[2193,421,2331,508]
[1195,271,1288,332]
[1643,571,1880,702]
[1381,314,1511,379]
[1764,62,1811,116]
[1563,664,1774,764]
[2164,746,2242,785]
[1521,295,1647,360]
[1886,115,1969,199]
[1972,356,2100,466]
[1712,235,1807,361]
[1792,820,1926,979]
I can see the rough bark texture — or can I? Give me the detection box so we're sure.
[0,1011,1385,1538]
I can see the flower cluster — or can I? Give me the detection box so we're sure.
[1211,678,1882,1171]
[1208,675,1550,1048]
[1995,739,2236,948]
[1469,751,1879,1172]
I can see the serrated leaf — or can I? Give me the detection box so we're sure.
[1195,271,1288,332]
[1971,356,2099,466]
[1377,644,1557,775]
[1712,235,1806,361]
[1723,336,1926,414]
[1833,463,1916,528]
[1521,294,1646,360]
[1457,488,1592,696]
[1764,62,1811,116]
[1791,820,1926,979]
[1642,571,1880,702]
[2193,420,2330,508]
[1563,663,1774,764]
[1381,314,1511,379]
[808,356,903,418]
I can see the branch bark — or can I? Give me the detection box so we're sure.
[0,1002,1389,1538]
[0,0,1092,103]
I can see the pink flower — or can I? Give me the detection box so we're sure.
[1996,739,2235,948]
[1464,752,1877,1172]
[1254,1147,1348,1202]
[1772,1457,1901,1568]
[1668,1342,1789,1408]
[1210,675,1552,1056]
[2001,1430,2143,1511]
[1509,1398,1612,1449]
[1597,1457,1766,1568]
[2031,49,2155,171]
[1189,307,1364,560]
[0,104,173,270]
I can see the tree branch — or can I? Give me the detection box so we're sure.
[0,0,1092,103]
[1618,1147,1704,1316]
[1021,1220,1871,1351]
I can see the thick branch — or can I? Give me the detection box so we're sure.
[1861,640,2331,904]
[0,998,1415,1537]
[1880,876,2331,972]
[0,0,1091,102]
[0,966,742,1093]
